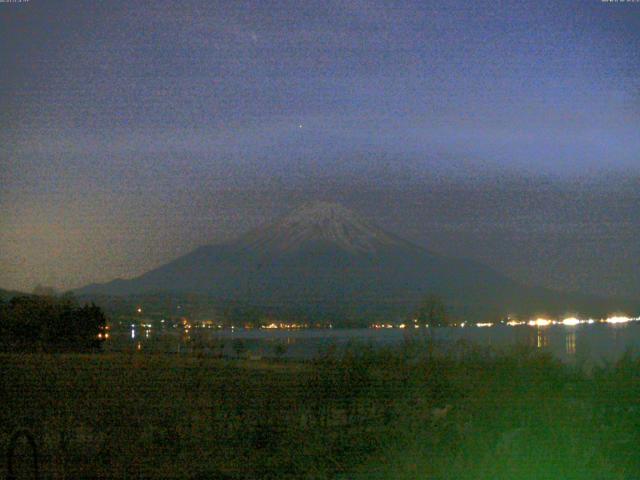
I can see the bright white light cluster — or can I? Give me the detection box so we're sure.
[517,316,640,327]
[366,315,639,330]
[605,316,635,324]
[528,318,552,327]
[561,317,581,326]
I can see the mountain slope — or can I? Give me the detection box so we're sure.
[77,202,633,321]
[0,288,26,301]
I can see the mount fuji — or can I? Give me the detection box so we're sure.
[77,202,626,322]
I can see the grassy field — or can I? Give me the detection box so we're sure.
[2,343,640,479]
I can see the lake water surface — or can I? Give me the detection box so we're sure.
[106,323,640,364]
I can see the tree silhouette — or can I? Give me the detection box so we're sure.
[273,342,287,359]
[414,294,449,327]
[0,294,106,352]
[232,339,247,359]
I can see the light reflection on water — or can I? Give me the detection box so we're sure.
[536,328,549,349]
[565,331,576,355]
[106,323,640,363]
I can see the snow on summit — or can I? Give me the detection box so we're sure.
[238,202,409,254]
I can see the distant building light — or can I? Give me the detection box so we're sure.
[606,316,632,324]
[561,317,581,326]
[507,320,525,326]
[528,318,553,327]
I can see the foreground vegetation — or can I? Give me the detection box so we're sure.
[2,343,640,479]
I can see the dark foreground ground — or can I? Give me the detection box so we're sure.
[2,342,640,479]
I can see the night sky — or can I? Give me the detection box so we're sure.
[1,0,639,296]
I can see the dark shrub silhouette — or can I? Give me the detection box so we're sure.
[0,294,106,352]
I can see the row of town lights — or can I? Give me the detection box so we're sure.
[131,306,638,330]
[374,316,639,329]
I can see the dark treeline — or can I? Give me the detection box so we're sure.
[83,292,452,329]
[0,294,107,352]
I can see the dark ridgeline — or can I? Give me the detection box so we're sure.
[0,293,106,353]
[77,202,635,324]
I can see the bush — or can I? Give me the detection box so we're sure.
[0,295,106,352]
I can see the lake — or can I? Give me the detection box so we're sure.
[105,322,640,364]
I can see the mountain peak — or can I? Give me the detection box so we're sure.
[237,202,411,254]
[280,201,364,227]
